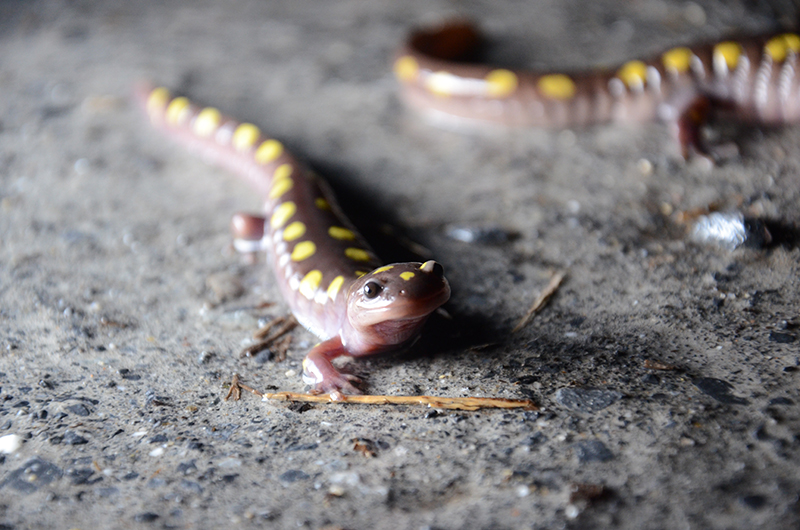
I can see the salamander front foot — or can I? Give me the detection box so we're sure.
[301,337,363,395]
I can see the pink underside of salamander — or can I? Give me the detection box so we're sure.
[394,21,800,155]
[135,83,450,396]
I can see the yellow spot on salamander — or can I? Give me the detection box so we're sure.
[537,74,576,100]
[714,41,743,71]
[315,197,331,211]
[783,33,800,53]
[232,123,260,152]
[291,241,316,262]
[299,270,323,300]
[282,221,306,241]
[662,47,693,74]
[393,55,419,82]
[147,87,170,117]
[269,176,293,200]
[326,275,345,301]
[372,265,394,274]
[400,271,415,281]
[193,107,221,137]
[485,69,518,98]
[273,163,292,181]
[617,60,647,89]
[345,248,372,262]
[270,201,296,229]
[355,271,367,278]
[765,33,800,63]
[328,226,356,241]
[255,139,283,164]
[166,96,190,125]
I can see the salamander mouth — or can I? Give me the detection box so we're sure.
[351,284,451,328]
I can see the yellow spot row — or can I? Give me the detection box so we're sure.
[662,47,692,74]
[328,226,355,241]
[283,221,306,241]
[714,41,743,71]
[233,123,260,152]
[255,139,283,164]
[617,60,647,89]
[327,275,345,301]
[345,248,371,262]
[296,269,347,303]
[537,74,575,100]
[166,96,190,125]
[268,164,294,200]
[193,107,221,137]
[291,241,316,262]
[270,201,296,229]
[485,69,517,97]
[393,55,419,82]
[147,87,171,117]
[299,270,323,300]
[765,33,800,63]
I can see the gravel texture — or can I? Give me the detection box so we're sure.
[1,0,799,528]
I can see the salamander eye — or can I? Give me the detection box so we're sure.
[363,281,382,299]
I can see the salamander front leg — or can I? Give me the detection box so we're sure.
[302,337,363,397]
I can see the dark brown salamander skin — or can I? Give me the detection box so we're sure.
[394,21,800,153]
[136,84,450,396]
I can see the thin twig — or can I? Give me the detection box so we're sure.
[225,373,243,401]
[261,391,537,411]
[512,270,567,333]
[226,374,536,410]
[224,373,264,401]
[253,315,297,340]
[240,315,298,357]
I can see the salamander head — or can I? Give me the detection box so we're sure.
[345,261,450,350]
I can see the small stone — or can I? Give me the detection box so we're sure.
[62,430,88,445]
[2,457,62,493]
[197,351,214,364]
[95,486,119,497]
[328,484,346,496]
[66,467,94,485]
[573,440,614,463]
[740,494,767,509]
[66,403,91,417]
[0,434,23,454]
[694,378,748,405]
[641,373,659,385]
[134,512,159,523]
[177,460,198,475]
[180,479,203,494]
[555,388,623,413]
[278,469,309,484]
[769,332,796,344]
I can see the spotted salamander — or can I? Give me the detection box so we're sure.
[394,21,800,155]
[137,84,451,396]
